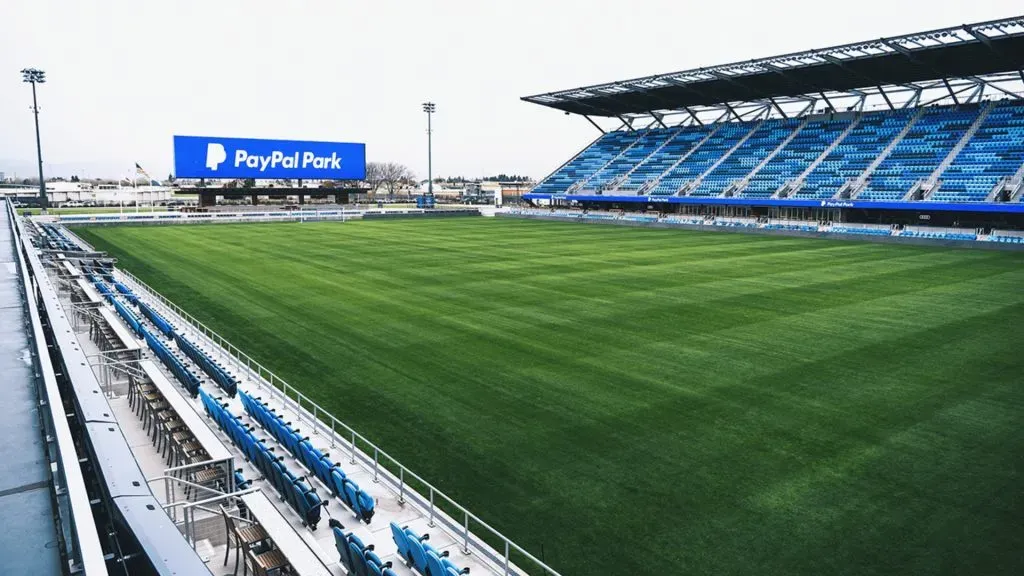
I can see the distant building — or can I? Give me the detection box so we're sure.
[40,181,173,206]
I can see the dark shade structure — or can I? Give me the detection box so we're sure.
[523,17,1024,117]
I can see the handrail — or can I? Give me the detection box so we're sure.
[146,476,228,502]
[111,262,564,576]
[6,201,109,575]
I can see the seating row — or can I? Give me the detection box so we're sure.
[174,332,239,397]
[901,231,978,241]
[830,226,893,236]
[140,326,202,398]
[990,235,1024,244]
[391,523,470,576]
[128,364,215,471]
[113,282,138,304]
[330,519,396,576]
[111,294,145,337]
[90,275,115,301]
[200,389,327,529]
[39,224,81,252]
[137,299,176,339]
[238,390,376,524]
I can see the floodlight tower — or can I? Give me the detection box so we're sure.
[21,68,48,210]
[422,102,436,196]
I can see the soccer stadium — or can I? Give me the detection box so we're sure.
[3,11,1023,576]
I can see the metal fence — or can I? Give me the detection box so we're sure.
[114,266,563,576]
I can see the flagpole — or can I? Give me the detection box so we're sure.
[135,165,139,213]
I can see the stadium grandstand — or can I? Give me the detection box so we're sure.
[522,16,1024,230]
[3,202,552,574]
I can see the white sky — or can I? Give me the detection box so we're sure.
[0,0,1019,181]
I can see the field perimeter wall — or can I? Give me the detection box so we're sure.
[498,213,1024,252]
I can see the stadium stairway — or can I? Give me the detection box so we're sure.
[645,124,721,195]
[916,101,995,200]
[780,113,861,198]
[609,125,687,193]
[733,116,822,198]
[860,105,980,201]
[681,119,764,196]
[584,128,676,192]
[690,117,803,197]
[931,100,1024,202]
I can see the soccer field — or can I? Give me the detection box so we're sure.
[76,218,1024,576]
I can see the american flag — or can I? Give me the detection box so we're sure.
[135,162,152,179]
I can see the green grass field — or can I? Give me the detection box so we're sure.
[75,219,1024,576]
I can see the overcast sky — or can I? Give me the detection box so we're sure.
[0,0,1019,181]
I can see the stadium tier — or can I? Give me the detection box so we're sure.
[528,101,1024,203]
[523,16,1024,213]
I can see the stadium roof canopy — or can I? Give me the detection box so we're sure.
[522,16,1024,126]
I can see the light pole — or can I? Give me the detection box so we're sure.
[21,68,48,211]
[422,102,435,196]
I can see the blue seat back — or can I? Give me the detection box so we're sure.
[406,532,428,573]
[344,479,359,510]
[390,522,410,561]
[427,550,446,576]
[356,489,376,522]
[329,467,347,498]
[348,542,370,576]
[332,526,353,572]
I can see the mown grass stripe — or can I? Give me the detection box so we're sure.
[76,219,1024,576]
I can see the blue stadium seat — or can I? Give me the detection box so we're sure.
[391,522,412,564]
[391,525,469,576]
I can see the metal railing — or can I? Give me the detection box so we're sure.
[151,457,236,523]
[7,201,109,575]
[112,266,563,576]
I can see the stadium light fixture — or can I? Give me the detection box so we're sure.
[422,102,436,196]
[21,68,48,210]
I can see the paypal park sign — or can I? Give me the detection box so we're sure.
[173,135,366,180]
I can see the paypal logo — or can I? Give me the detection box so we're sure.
[174,135,366,180]
[206,143,227,171]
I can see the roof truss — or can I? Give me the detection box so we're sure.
[522,16,1024,122]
